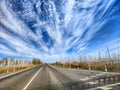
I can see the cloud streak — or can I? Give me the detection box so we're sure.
[0,0,120,62]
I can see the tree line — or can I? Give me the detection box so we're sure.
[51,46,120,72]
[0,58,43,74]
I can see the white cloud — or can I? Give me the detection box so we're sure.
[0,0,118,62]
[64,0,75,27]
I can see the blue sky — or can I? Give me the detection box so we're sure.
[0,0,120,62]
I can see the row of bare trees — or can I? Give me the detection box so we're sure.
[0,58,31,67]
[52,46,120,72]
[0,58,42,74]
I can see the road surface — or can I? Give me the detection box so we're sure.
[0,64,119,90]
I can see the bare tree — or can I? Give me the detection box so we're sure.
[107,46,111,61]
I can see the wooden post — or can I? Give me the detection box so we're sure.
[105,64,108,72]
[88,56,91,70]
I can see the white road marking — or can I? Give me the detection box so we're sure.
[22,66,43,90]
[87,82,120,90]
[81,77,90,81]
[99,82,120,90]
[0,66,36,80]
[99,87,112,90]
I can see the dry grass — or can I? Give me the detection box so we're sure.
[52,60,120,72]
[0,65,34,74]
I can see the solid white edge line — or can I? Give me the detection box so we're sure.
[0,66,36,80]
[22,66,43,90]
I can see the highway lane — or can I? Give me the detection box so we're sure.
[0,65,42,90]
[25,64,66,90]
[25,64,82,90]
[0,64,82,90]
[53,66,118,81]
[0,64,119,90]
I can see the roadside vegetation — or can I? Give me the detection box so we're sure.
[0,58,42,74]
[51,60,120,72]
[51,46,120,72]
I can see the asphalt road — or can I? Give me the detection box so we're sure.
[0,64,119,90]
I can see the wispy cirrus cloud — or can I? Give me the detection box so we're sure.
[0,0,120,62]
